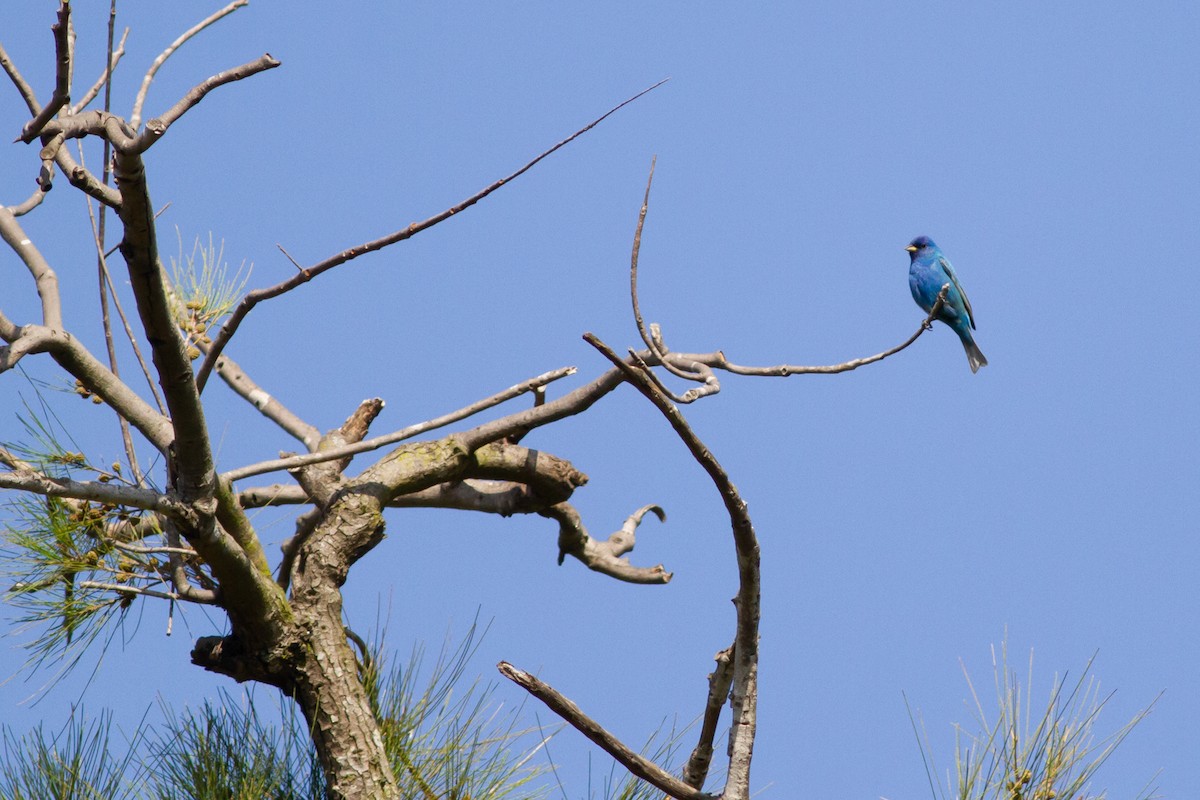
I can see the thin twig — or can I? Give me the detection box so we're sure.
[81,105,146,483]
[98,246,166,415]
[497,662,716,800]
[111,542,198,557]
[713,285,949,376]
[129,0,250,130]
[195,80,668,392]
[70,26,128,114]
[628,157,701,391]
[77,580,212,604]
[221,366,577,483]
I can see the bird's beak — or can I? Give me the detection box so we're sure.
[905,245,918,253]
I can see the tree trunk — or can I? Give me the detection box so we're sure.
[292,597,399,800]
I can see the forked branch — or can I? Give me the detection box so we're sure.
[585,332,762,800]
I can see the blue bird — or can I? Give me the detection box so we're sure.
[906,236,987,373]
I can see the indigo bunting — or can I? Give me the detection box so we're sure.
[906,236,987,373]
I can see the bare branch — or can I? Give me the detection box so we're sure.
[94,219,166,414]
[111,542,198,557]
[0,207,63,328]
[165,520,220,604]
[7,186,49,217]
[17,2,72,144]
[201,344,321,451]
[681,645,735,790]
[222,366,577,483]
[131,54,280,154]
[497,662,715,800]
[77,580,206,604]
[0,42,39,113]
[543,502,671,585]
[70,27,129,114]
[0,323,174,449]
[195,80,668,391]
[290,398,384,509]
[584,332,761,800]
[55,147,123,207]
[628,156,705,394]
[0,469,183,515]
[130,0,250,130]
[715,285,948,376]
[240,478,532,514]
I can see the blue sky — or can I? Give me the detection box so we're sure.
[2,2,1198,797]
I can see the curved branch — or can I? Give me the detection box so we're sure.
[584,332,761,800]
[543,501,671,585]
[0,207,62,329]
[7,185,49,217]
[714,285,948,377]
[0,42,39,113]
[129,0,250,130]
[195,80,668,392]
[131,54,280,154]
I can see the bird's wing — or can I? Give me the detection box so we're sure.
[938,255,976,330]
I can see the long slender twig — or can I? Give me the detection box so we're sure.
[221,366,577,482]
[85,14,146,485]
[629,157,701,390]
[715,285,949,376]
[497,662,716,800]
[195,79,667,393]
[96,219,166,414]
[77,581,203,603]
[129,0,250,130]
[70,26,128,114]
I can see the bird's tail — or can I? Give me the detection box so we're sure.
[962,338,988,374]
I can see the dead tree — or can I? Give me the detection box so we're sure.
[0,5,947,798]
